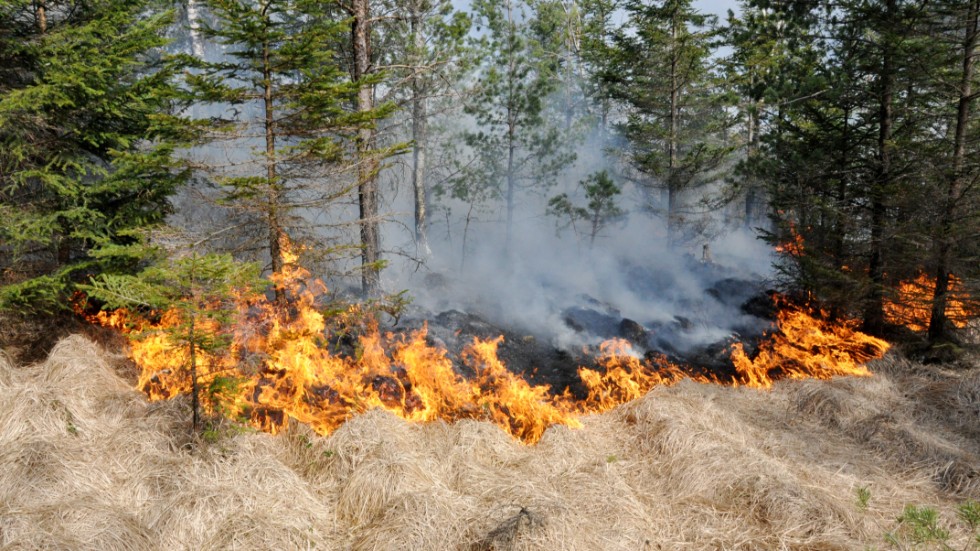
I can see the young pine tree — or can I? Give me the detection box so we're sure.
[547,170,625,247]
[451,0,574,254]
[84,242,262,431]
[608,0,732,248]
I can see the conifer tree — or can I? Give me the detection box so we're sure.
[0,0,191,314]
[84,241,261,431]
[608,0,732,247]
[383,0,470,257]
[928,0,980,342]
[547,169,624,246]
[187,0,386,301]
[451,0,573,253]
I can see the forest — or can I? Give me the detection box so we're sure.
[2,0,980,548]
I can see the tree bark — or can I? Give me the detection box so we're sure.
[36,0,46,33]
[928,0,978,342]
[862,0,896,335]
[262,21,287,306]
[410,6,431,257]
[353,0,381,296]
[504,0,517,254]
[666,6,680,248]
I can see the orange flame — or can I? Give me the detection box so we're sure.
[885,272,974,332]
[775,222,805,257]
[730,299,888,388]
[81,255,891,443]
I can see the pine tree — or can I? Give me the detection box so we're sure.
[84,241,261,431]
[547,169,624,246]
[928,0,980,343]
[451,0,573,253]
[382,0,470,258]
[187,0,385,301]
[608,0,732,247]
[0,0,191,314]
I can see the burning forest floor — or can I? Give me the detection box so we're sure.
[3,335,980,550]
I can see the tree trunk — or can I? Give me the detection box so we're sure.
[411,8,431,257]
[666,8,680,248]
[744,102,759,228]
[262,29,287,306]
[36,0,46,33]
[929,0,978,343]
[862,0,896,335]
[189,312,199,432]
[353,0,381,296]
[506,121,516,252]
[504,0,517,254]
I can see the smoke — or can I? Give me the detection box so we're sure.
[382,120,775,357]
[160,1,776,361]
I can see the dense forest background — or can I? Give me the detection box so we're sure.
[2,0,979,347]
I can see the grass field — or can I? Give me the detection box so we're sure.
[2,335,979,550]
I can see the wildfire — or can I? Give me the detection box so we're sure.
[730,299,887,388]
[775,222,805,257]
[885,272,974,332]
[81,252,891,444]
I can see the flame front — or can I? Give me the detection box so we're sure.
[84,257,891,444]
[730,299,888,389]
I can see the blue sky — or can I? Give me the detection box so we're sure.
[694,0,741,19]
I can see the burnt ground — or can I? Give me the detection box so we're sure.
[381,259,782,397]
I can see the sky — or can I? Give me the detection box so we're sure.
[694,0,741,19]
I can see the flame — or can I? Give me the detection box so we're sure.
[730,299,888,389]
[80,253,892,444]
[775,222,805,257]
[885,272,974,332]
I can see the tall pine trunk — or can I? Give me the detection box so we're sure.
[262,29,287,306]
[504,0,517,254]
[411,8,430,257]
[353,0,381,296]
[862,0,896,335]
[928,0,978,343]
[666,7,680,248]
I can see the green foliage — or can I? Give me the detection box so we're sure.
[83,239,262,431]
[886,505,950,549]
[547,170,625,246]
[443,0,574,244]
[605,0,733,244]
[0,0,195,314]
[735,0,980,332]
[857,486,872,511]
[186,0,397,272]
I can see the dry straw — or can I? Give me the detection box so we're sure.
[1,335,978,549]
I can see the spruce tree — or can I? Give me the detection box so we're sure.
[608,0,732,247]
[0,0,191,314]
[187,0,388,300]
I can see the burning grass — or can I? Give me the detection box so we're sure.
[79,252,890,444]
[1,337,979,549]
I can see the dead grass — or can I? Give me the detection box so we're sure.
[1,335,979,550]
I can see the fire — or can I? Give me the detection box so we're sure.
[885,272,974,332]
[775,222,805,257]
[730,299,888,389]
[81,253,891,444]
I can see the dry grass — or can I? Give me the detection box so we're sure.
[1,335,979,550]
